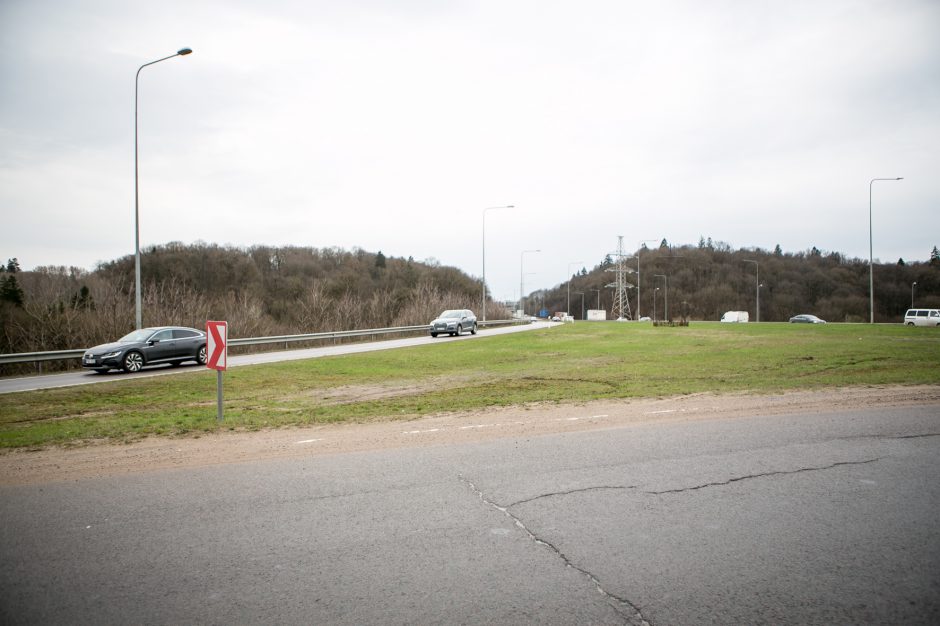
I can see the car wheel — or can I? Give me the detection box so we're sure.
[122,351,144,373]
[907,322,915,326]
[197,344,208,365]
[470,323,477,335]
[431,332,438,338]
[456,324,463,336]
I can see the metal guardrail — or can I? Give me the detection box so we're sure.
[0,319,524,366]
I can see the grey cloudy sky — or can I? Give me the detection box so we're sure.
[2,0,938,302]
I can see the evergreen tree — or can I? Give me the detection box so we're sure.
[0,275,24,306]
[931,246,940,266]
[375,251,386,268]
[774,244,783,256]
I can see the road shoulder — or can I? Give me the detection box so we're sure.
[1,384,937,486]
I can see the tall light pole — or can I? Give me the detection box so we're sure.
[481,205,514,322]
[912,281,917,309]
[520,249,540,316]
[636,239,658,319]
[653,287,660,321]
[573,292,585,320]
[135,47,192,330]
[743,260,759,322]
[654,274,668,321]
[567,261,583,317]
[869,177,903,323]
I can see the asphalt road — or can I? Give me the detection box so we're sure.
[0,321,555,394]
[2,404,938,624]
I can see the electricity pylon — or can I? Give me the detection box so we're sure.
[605,235,634,320]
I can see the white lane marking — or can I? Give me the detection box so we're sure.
[558,414,606,422]
[295,438,324,444]
[403,421,529,435]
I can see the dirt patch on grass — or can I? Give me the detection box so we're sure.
[1,385,938,486]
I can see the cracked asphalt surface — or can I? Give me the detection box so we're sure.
[2,403,939,624]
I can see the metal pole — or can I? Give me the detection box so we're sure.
[655,274,668,321]
[135,48,192,330]
[869,178,903,323]
[912,282,917,308]
[520,249,539,316]
[636,239,657,319]
[743,260,759,323]
[566,261,583,317]
[216,369,223,421]
[481,205,514,322]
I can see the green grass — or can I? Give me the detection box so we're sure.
[1,322,938,449]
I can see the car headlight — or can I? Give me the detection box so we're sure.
[103,351,121,358]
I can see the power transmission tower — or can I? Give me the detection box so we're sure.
[605,235,634,320]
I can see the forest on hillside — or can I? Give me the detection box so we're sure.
[0,243,504,362]
[534,239,940,323]
[2,239,939,367]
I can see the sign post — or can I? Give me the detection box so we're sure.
[206,321,228,421]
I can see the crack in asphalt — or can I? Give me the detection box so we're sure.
[459,474,651,626]
[646,458,882,495]
[890,432,940,440]
[508,485,638,508]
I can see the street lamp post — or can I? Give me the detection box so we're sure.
[567,261,583,318]
[520,249,540,316]
[654,274,668,321]
[653,287,660,321]
[869,177,903,324]
[912,281,917,309]
[743,260,759,323]
[481,205,514,322]
[636,239,658,319]
[135,47,192,330]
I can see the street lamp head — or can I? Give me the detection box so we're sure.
[896,177,903,180]
[177,48,193,56]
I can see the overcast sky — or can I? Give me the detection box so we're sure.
[2,0,938,302]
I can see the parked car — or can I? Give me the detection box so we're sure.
[904,309,940,327]
[82,326,208,373]
[789,314,827,324]
[429,309,477,337]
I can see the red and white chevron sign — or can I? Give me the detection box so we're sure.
[206,321,228,371]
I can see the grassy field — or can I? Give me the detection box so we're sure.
[1,322,938,449]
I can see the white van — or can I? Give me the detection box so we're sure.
[720,311,749,323]
[904,309,940,327]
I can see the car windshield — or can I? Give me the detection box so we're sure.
[118,329,155,342]
[440,310,462,319]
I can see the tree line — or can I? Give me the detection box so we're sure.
[533,240,940,323]
[0,243,505,371]
[3,239,939,372]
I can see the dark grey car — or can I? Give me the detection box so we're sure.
[82,326,207,373]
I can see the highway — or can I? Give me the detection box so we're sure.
[0,321,555,394]
[2,403,938,624]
